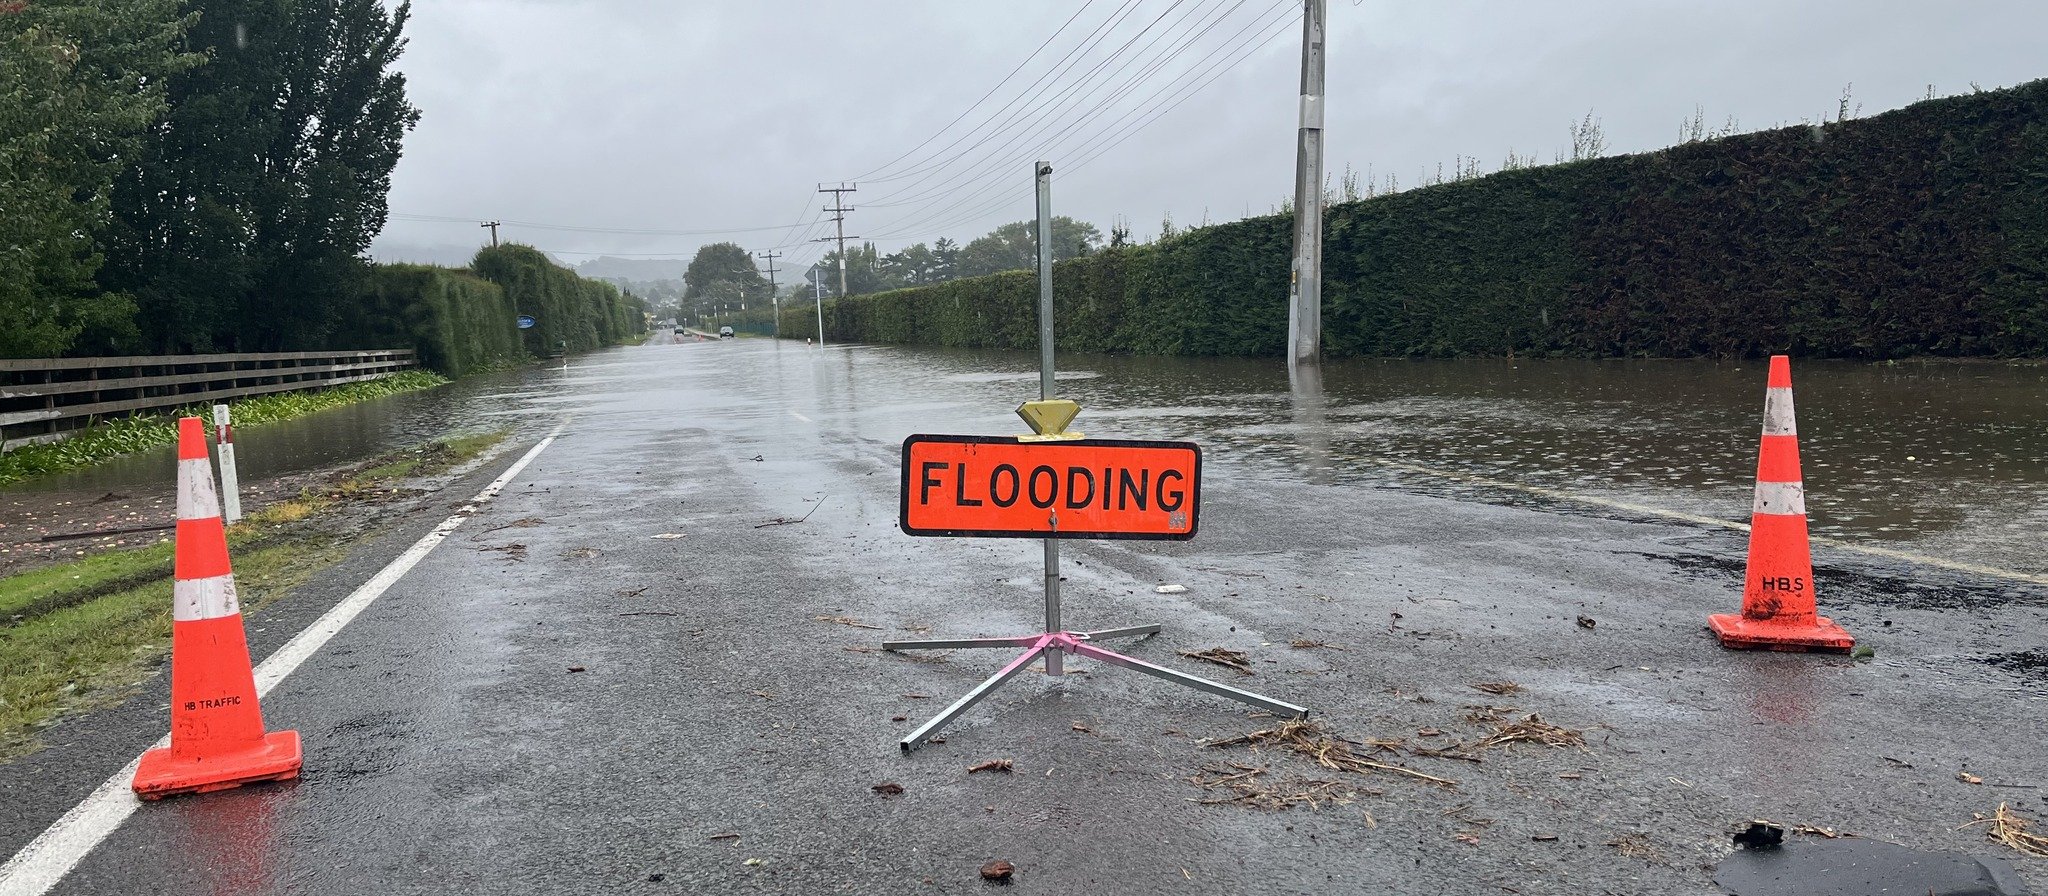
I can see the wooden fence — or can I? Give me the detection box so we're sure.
[0,349,418,449]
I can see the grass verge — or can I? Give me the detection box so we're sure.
[0,370,452,487]
[0,428,508,761]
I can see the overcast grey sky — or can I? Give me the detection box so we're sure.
[370,1,2048,274]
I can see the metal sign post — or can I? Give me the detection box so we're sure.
[884,160,1308,753]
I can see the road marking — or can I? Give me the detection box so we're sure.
[790,411,812,423]
[0,425,566,896]
[1376,458,2048,587]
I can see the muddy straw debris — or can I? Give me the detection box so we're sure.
[1962,802,2048,857]
[1187,762,1376,811]
[814,615,882,630]
[1469,680,1524,695]
[967,759,1013,774]
[1206,719,1458,788]
[1473,713,1588,751]
[1176,647,1254,675]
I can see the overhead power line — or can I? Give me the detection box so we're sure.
[865,0,1301,241]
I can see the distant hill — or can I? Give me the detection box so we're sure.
[574,256,690,280]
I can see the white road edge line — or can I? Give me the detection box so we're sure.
[0,425,566,896]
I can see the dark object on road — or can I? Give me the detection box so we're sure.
[967,759,1014,774]
[871,782,905,797]
[1576,615,1596,629]
[979,860,1015,882]
[1733,821,1785,850]
[566,665,586,673]
[1716,835,2030,896]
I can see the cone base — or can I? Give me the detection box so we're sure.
[132,730,302,800]
[1708,613,1854,653]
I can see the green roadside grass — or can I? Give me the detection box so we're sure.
[0,370,452,488]
[0,428,508,761]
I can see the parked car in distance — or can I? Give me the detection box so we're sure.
[719,326,734,339]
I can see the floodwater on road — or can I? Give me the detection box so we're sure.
[14,335,2046,577]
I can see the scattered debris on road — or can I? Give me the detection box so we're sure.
[615,586,648,597]
[1177,647,1254,675]
[477,542,527,561]
[1963,803,2048,857]
[1606,832,1660,861]
[482,516,544,534]
[617,611,678,617]
[814,615,881,629]
[561,547,600,560]
[1473,712,1587,751]
[1958,770,1986,785]
[1207,719,1458,788]
[566,665,586,673]
[1187,761,1374,810]
[871,782,905,798]
[1469,680,1523,695]
[708,833,740,841]
[1154,584,1188,594]
[1576,615,1597,629]
[967,759,1014,774]
[649,532,687,539]
[1288,639,1348,650]
[978,860,1014,881]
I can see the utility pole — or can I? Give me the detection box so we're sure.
[1287,0,1327,368]
[818,183,858,297]
[481,220,500,248]
[757,250,782,339]
[813,266,826,347]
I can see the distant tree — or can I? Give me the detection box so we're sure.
[0,0,195,357]
[930,237,960,282]
[103,0,421,351]
[953,217,1102,278]
[1109,216,1132,249]
[682,242,769,311]
[882,243,939,285]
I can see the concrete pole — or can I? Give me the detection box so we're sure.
[1035,159,1062,676]
[1287,0,1327,368]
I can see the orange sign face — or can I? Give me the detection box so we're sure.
[900,435,1200,540]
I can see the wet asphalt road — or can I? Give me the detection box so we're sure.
[4,335,2045,894]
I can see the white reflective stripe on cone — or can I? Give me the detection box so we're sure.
[1762,387,1797,436]
[176,458,222,521]
[1752,479,1807,516]
[174,573,241,622]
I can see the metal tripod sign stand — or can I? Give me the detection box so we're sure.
[886,160,1309,753]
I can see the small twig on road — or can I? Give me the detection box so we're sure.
[815,615,880,629]
[1178,647,1254,675]
[618,611,678,617]
[756,496,829,528]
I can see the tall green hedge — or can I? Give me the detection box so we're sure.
[348,265,523,375]
[470,245,646,357]
[794,80,2048,359]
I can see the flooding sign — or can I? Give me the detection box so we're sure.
[899,434,1200,540]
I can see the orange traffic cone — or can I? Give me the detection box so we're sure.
[132,418,302,799]
[1708,356,1855,652]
